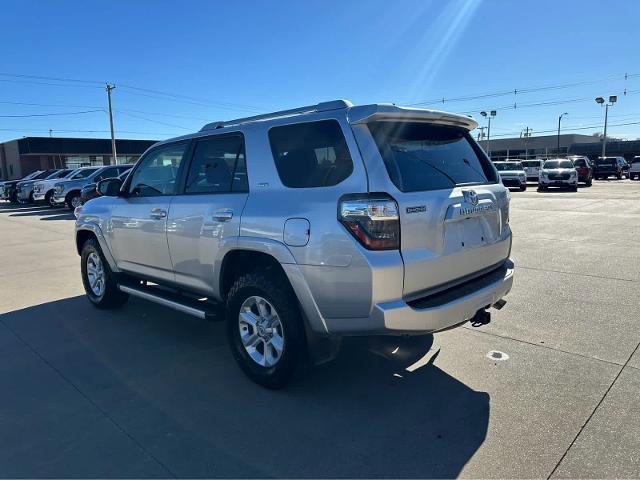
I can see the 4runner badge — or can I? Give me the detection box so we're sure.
[462,189,479,206]
[406,205,427,214]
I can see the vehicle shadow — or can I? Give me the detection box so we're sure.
[9,209,70,219]
[0,296,489,478]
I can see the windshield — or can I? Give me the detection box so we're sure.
[544,160,573,169]
[72,168,99,179]
[368,121,496,192]
[45,170,70,179]
[495,162,522,171]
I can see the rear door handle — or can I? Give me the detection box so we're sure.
[150,208,167,219]
[213,209,233,222]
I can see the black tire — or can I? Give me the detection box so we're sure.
[537,186,545,192]
[10,191,18,204]
[80,238,129,309]
[519,185,527,192]
[66,192,81,211]
[45,191,56,207]
[586,178,593,187]
[571,185,578,192]
[225,270,306,389]
[616,172,622,180]
[28,192,34,204]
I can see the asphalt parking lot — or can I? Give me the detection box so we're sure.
[0,180,638,478]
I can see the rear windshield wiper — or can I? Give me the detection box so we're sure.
[390,146,457,187]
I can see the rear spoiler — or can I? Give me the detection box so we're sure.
[347,104,478,131]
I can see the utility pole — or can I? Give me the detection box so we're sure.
[49,129,52,138]
[106,83,117,165]
[557,112,568,156]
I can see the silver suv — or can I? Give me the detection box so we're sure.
[75,100,514,388]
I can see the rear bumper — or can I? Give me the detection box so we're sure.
[323,259,514,335]
[52,193,66,205]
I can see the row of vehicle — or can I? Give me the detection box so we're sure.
[0,164,132,209]
[493,155,640,191]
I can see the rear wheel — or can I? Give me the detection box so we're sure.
[80,238,129,308]
[225,270,306,389]
[586,178,593,187]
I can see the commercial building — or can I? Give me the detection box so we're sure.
[482,134,601,161]
[0,137,157,180]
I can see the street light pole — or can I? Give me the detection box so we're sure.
[106,83,117,165]
[595,96,617,159]
[480,110,497,158]
[557,112,568,155]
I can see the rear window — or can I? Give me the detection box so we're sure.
[495,162,522,171]
[597,158,616,166]
[268,120,353,188]
[368,121,496,192]
[573,159,587,167]
[522,161,541,168]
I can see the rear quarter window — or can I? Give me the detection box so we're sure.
[268,120,354,188]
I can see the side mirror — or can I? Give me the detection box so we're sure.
[97,177,123,197]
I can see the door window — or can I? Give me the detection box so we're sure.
[184,135,248,194]
[128,143,186,197]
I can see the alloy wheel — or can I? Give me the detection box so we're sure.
[238,295,285,367]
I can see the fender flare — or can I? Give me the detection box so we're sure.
[75,220,120,272]
[218,237,329,334]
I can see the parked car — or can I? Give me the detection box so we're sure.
[494,161,527,191]
[75,100,514,388]
[79,167,132,206]
[538,159,578,191]
[1,170,48,203]
[619,157,630,177]
[630,156,640,180]
[17,169,70,204]
[594,156,625,179]
[568,156,593,186]
[52,165,132,210]
[33,168,82,206]
[521,159,545,182]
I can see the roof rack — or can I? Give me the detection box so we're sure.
[200,99,353,131]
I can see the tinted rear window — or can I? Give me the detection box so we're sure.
[368,121,496,192]
[573,159,587,167]
[597,158,616,166]
[269,120,353,188]
[522,161,541,168]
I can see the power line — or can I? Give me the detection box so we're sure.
[407,72,639,107]
[115,111,193,130]
[489,120,640,138]
[0,109,104,118]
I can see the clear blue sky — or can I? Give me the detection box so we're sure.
[1,0,639,142]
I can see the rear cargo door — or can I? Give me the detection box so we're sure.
[359,121,511,298]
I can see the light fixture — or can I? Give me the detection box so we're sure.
[595,97,605,104]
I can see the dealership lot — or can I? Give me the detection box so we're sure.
[0,181,638,478]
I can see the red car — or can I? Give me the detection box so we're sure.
[568,156,593,186]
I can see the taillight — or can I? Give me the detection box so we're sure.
[338,194,400,250]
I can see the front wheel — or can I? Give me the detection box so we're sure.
[519,184,527,192]
[586,178,593,187]
[45,191,56,207]
[226,270,306,389]
[67,192,81,210]
[81,238,129,308]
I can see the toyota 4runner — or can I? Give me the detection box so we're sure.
[75,100,514,388]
